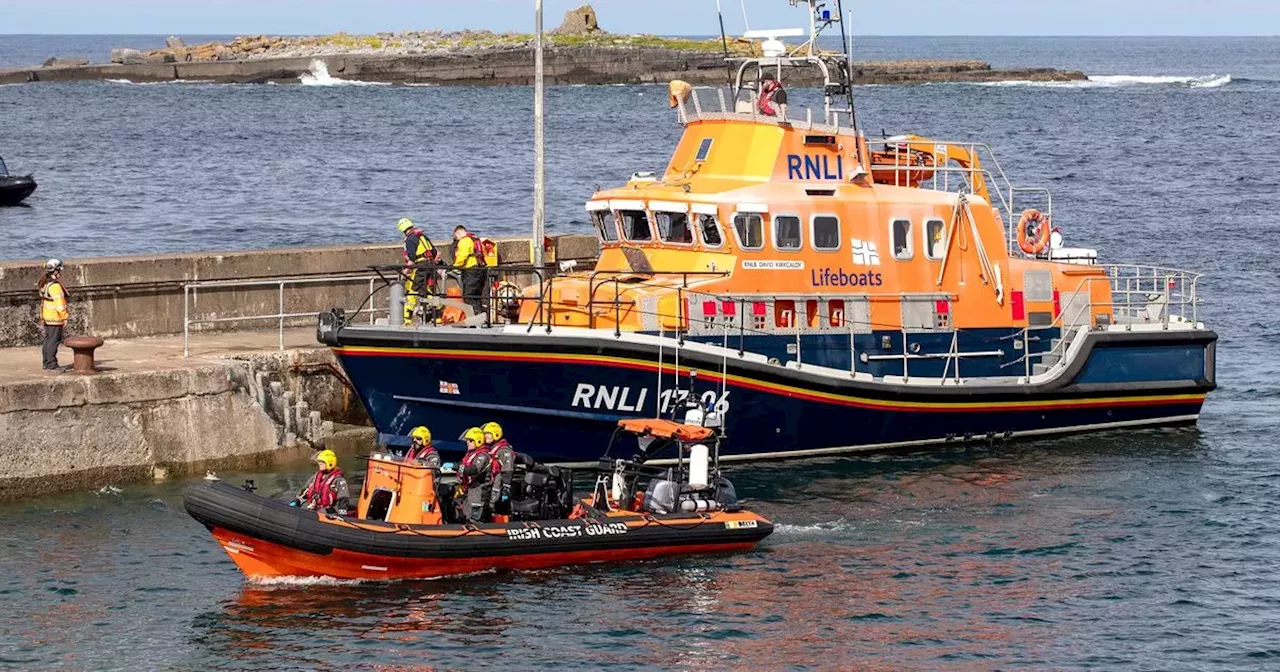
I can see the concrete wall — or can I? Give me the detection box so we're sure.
[0,364,280,500]
[0,235,599,348]
[0,346,372,501]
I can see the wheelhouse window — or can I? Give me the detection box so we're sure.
[697,214,723,247]
[774,215,802,251]
[618,210,652,242]
[592,210,619,242]
[891,219,913,260]
[812,215,840,251]
[733,213,764,250]
[695,138,713,162]
[925,218,946,259]
[655,211,693,244]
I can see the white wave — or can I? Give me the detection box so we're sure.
[773,518,854,537]
[298,59,387,87]
[976,74,1232,89]
[248,575,370,587]
[104,78,217,86]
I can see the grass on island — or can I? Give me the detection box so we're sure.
[279,30,758,55]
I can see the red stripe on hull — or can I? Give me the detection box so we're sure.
[211,528,760,581]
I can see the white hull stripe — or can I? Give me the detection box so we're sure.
[550,414,1201,467]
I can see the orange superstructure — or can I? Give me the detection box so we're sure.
[518,110,1112,341]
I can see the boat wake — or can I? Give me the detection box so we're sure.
[247,575,371,588]
[298,60,387,87]
[773,518,855,537]
[975,74,1233,89]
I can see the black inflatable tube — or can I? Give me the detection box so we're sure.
[184,481,772,559]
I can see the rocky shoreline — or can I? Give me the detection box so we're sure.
[0,5,1085,87]
[0,49,1085,87]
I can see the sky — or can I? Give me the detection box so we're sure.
[2,0,1279,36]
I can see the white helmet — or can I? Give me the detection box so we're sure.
[44,258,63,272]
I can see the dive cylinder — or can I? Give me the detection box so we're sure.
[688,443,710,489]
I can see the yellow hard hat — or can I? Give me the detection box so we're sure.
[397,218,415,233]
[410,426,431,443]
[313,449,338,471]
[481,421,503,441]
[462,427,485,446]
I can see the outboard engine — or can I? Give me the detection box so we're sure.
[643,479,679,514]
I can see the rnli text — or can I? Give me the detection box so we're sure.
[571,383,649,412]
[786,154,844,181]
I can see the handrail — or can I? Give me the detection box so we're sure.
[182,274,384,357]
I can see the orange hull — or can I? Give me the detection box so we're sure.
[211,527,761,581]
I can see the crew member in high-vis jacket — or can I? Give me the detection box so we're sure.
[38,258,68,371]
[398,218,438,325]
[452,225,487,316]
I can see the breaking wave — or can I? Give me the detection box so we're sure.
[975,74,1232,89]
[298,59,387,87]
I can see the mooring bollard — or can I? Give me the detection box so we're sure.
[62,335,105,374]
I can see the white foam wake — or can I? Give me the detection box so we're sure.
[975,74,1232,89]
[298,59,387,87]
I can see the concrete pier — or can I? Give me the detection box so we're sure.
[0,329,361,501]
[0,235,601,501]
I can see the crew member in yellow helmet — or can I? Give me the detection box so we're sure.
[457,426,493,522]
[293,449,351,514]
[398,218,438,325]
[405,425,440,468]
[483,422,516,515]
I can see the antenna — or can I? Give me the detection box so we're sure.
[835,0,859,135]
[716,0,734,87]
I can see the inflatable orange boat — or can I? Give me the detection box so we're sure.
[184,419,773,581]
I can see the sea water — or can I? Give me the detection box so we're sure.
[1,36,1279,670]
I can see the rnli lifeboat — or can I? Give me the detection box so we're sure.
[184,419,773,581]
[318,0,1216,463]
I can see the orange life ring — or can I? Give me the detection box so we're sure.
[1017,209,1052,255]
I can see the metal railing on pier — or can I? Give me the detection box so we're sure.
[182,275,386,357]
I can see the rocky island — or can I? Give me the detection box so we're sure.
[0,5,1085,87]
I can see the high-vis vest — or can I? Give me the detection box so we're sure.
[404,228,436,264]
[453,234,487,269]
[40,281,68,326]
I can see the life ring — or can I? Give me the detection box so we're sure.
[1017,209,1052,255]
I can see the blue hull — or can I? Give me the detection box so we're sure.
[325,324,1216,463]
